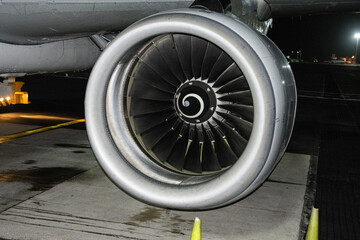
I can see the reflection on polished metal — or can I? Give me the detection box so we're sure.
[85,9,297,210]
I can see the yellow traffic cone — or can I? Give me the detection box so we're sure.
[305,207,319,240]
[191,217,201,240]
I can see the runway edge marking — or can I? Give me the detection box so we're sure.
[0,119,85,143]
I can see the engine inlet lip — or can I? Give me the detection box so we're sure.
[85,9,290,210]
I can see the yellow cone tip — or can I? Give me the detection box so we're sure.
[191,217,201,240]
[305,207,319,240]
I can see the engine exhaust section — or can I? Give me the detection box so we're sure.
[85,9,296,210]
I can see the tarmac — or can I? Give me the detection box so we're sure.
[1,62,359,239]
[0,122,311,240]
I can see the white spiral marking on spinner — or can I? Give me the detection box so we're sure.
[176,93,205,119]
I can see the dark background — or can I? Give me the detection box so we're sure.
[268,13,360,62]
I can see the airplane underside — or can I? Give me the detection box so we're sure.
[0,0,359,210]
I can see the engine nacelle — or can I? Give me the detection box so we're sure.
[85,9,296,210]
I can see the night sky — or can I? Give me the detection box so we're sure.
[268,13,360,62]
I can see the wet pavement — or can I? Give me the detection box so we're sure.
[0,117,309,239]
[0,72,311,239]
[0,126,96,213]
[0,64,359,239]
[0,140,309,239]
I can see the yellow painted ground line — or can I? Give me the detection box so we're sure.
[0,119,85,144]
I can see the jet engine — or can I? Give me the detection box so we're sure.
[85,9,297,210]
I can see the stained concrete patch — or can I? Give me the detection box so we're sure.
[130,207,162,222]
[0,167,84,191]
[54,143,91,149]
[22,160,37,165]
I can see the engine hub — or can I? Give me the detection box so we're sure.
[175,80,216,124]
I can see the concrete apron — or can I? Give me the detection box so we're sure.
[0,127,310,240]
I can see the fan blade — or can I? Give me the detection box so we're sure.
[133,112,176,135]
[216,76,248,94]
[191,36,208,79]
[218,90,253,105]
[207,52,234,83]
[201,42,222,80]
[140,117,178,150]
[151,119,183,162]
[167,125,189,171]
[202,126,222,171]
[212,63,243,88]
[133,63,177,93]
[129,98,173,117]
[154,35,187,83]
[214,119,248,157]
[183,134,202,173]
[140,43,182,87]
[183,124,206,173]
[129,79,174,101]
[217,112,253,140]
[174,34,193,80]
[210,124,238,168]
[218,104,254,122]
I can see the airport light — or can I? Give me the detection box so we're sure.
[354,33,360,64]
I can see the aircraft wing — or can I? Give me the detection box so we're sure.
[1,0,360,45]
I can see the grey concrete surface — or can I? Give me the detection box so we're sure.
[0,127,97,212]
[0,127,310,239]
[0,122,41,136]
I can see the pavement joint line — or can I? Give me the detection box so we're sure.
[0,119,85,144]
[298,94,360,102]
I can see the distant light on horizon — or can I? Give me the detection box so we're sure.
[355,33,360,39]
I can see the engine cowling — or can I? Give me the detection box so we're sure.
[85,9,296,210]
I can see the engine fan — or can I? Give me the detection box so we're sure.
[85,9,296,210]
[127,33,253,174]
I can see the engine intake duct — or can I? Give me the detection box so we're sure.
[85,9,296,210]
[128,34,253,174]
